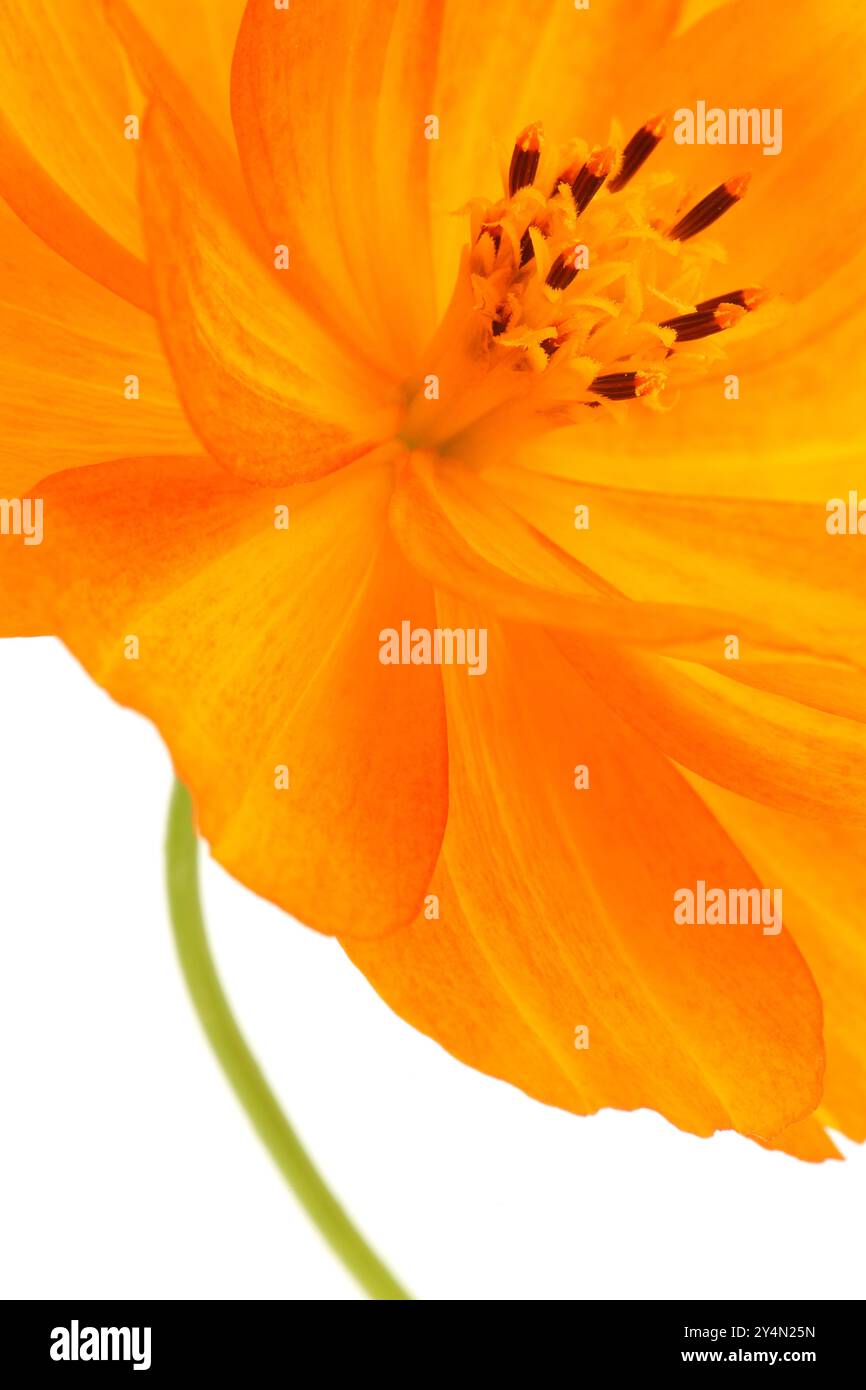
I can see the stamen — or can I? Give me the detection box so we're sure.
[551,156,584,194]
[545,243,584,291]
[519,219,550,267]
[659,302,746,341]
[447,105,770,446]
[572,146,616,215]
[694,286,770,313]
[540,331,568,358]
[478,222,503,252]
[607,114,667,192]
[508,122,543,198]
[668,173,750,241]
[589,369,665,400]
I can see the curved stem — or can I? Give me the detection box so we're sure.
[165,780,411,1301]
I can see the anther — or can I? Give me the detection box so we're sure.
[694,286,770,314]
[545,243,584,291]
[519,218,550,267]
[508,122,543,198]
[478,222,502,252]
[607,114,667,192]
[659,302,746,341]
[572,146,616,215]
[551,156,584,194]
[589,369,665,400]
[668,173,750,241]
[540,331,568,358]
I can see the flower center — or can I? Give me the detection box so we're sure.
[400,115,771,456]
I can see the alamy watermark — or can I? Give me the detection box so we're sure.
[826,491,866,534]
[50,1320,151,1371]
[0,497,42,545]
[674,880,783,936]
[673,102,782,157]
[379,621,488,675]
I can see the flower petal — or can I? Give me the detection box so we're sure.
[347,602,824,1141]
[121,0,245,139]
[137,99,400,484]
[231,0,445,370]
[486,464,866,666]
[0,198,197,637]
[427,0,683,310]
[231,0,684,357]
[690,776,866,1148]
[390,454,835,660]
[0,200,196,498]
[616,0,866,300]
[104,0,243,182]
[0,0,150,306]
[757,1116,841,1163]
[16,454,448,936]
[518,259,866,503]
[565,640,866,827]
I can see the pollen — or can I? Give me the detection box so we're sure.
[402,114,773,449]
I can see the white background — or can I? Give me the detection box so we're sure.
[1,638,864,1302]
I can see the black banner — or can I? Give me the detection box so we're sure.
[1,1299,862,1373]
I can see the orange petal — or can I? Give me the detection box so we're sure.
[486,464,866,666]
[675,0,735,29]
[121,0,245,140]
[0,200,196,497]
[389,454,831,660]
[689,775,866,1149]
[564,640,866,827]
[0,0,150,307]
[347,604,824,1141]
[0,200,198,637]
[426,0,682,311]
[138,99,399,484]
[615,0,866,301]
[104,0,244,189]
[232,0,448,371]
[756,1116,842,1163]
[16,454,448,936]
[519,256,866,504]
[346,862,584,1114]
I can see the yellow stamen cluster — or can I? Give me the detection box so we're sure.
[401,117,772,453]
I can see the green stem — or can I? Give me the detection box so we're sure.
[164,780,411,1301]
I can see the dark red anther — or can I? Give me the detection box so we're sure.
[571,146,616,215]
[668,174,750,242]
[508,122,543,198]
[588,369,664,400]
[545,243,584,291]
[607,115,667,192]
[659,303,745,341]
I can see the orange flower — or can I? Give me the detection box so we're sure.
[2,0,866,1164]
